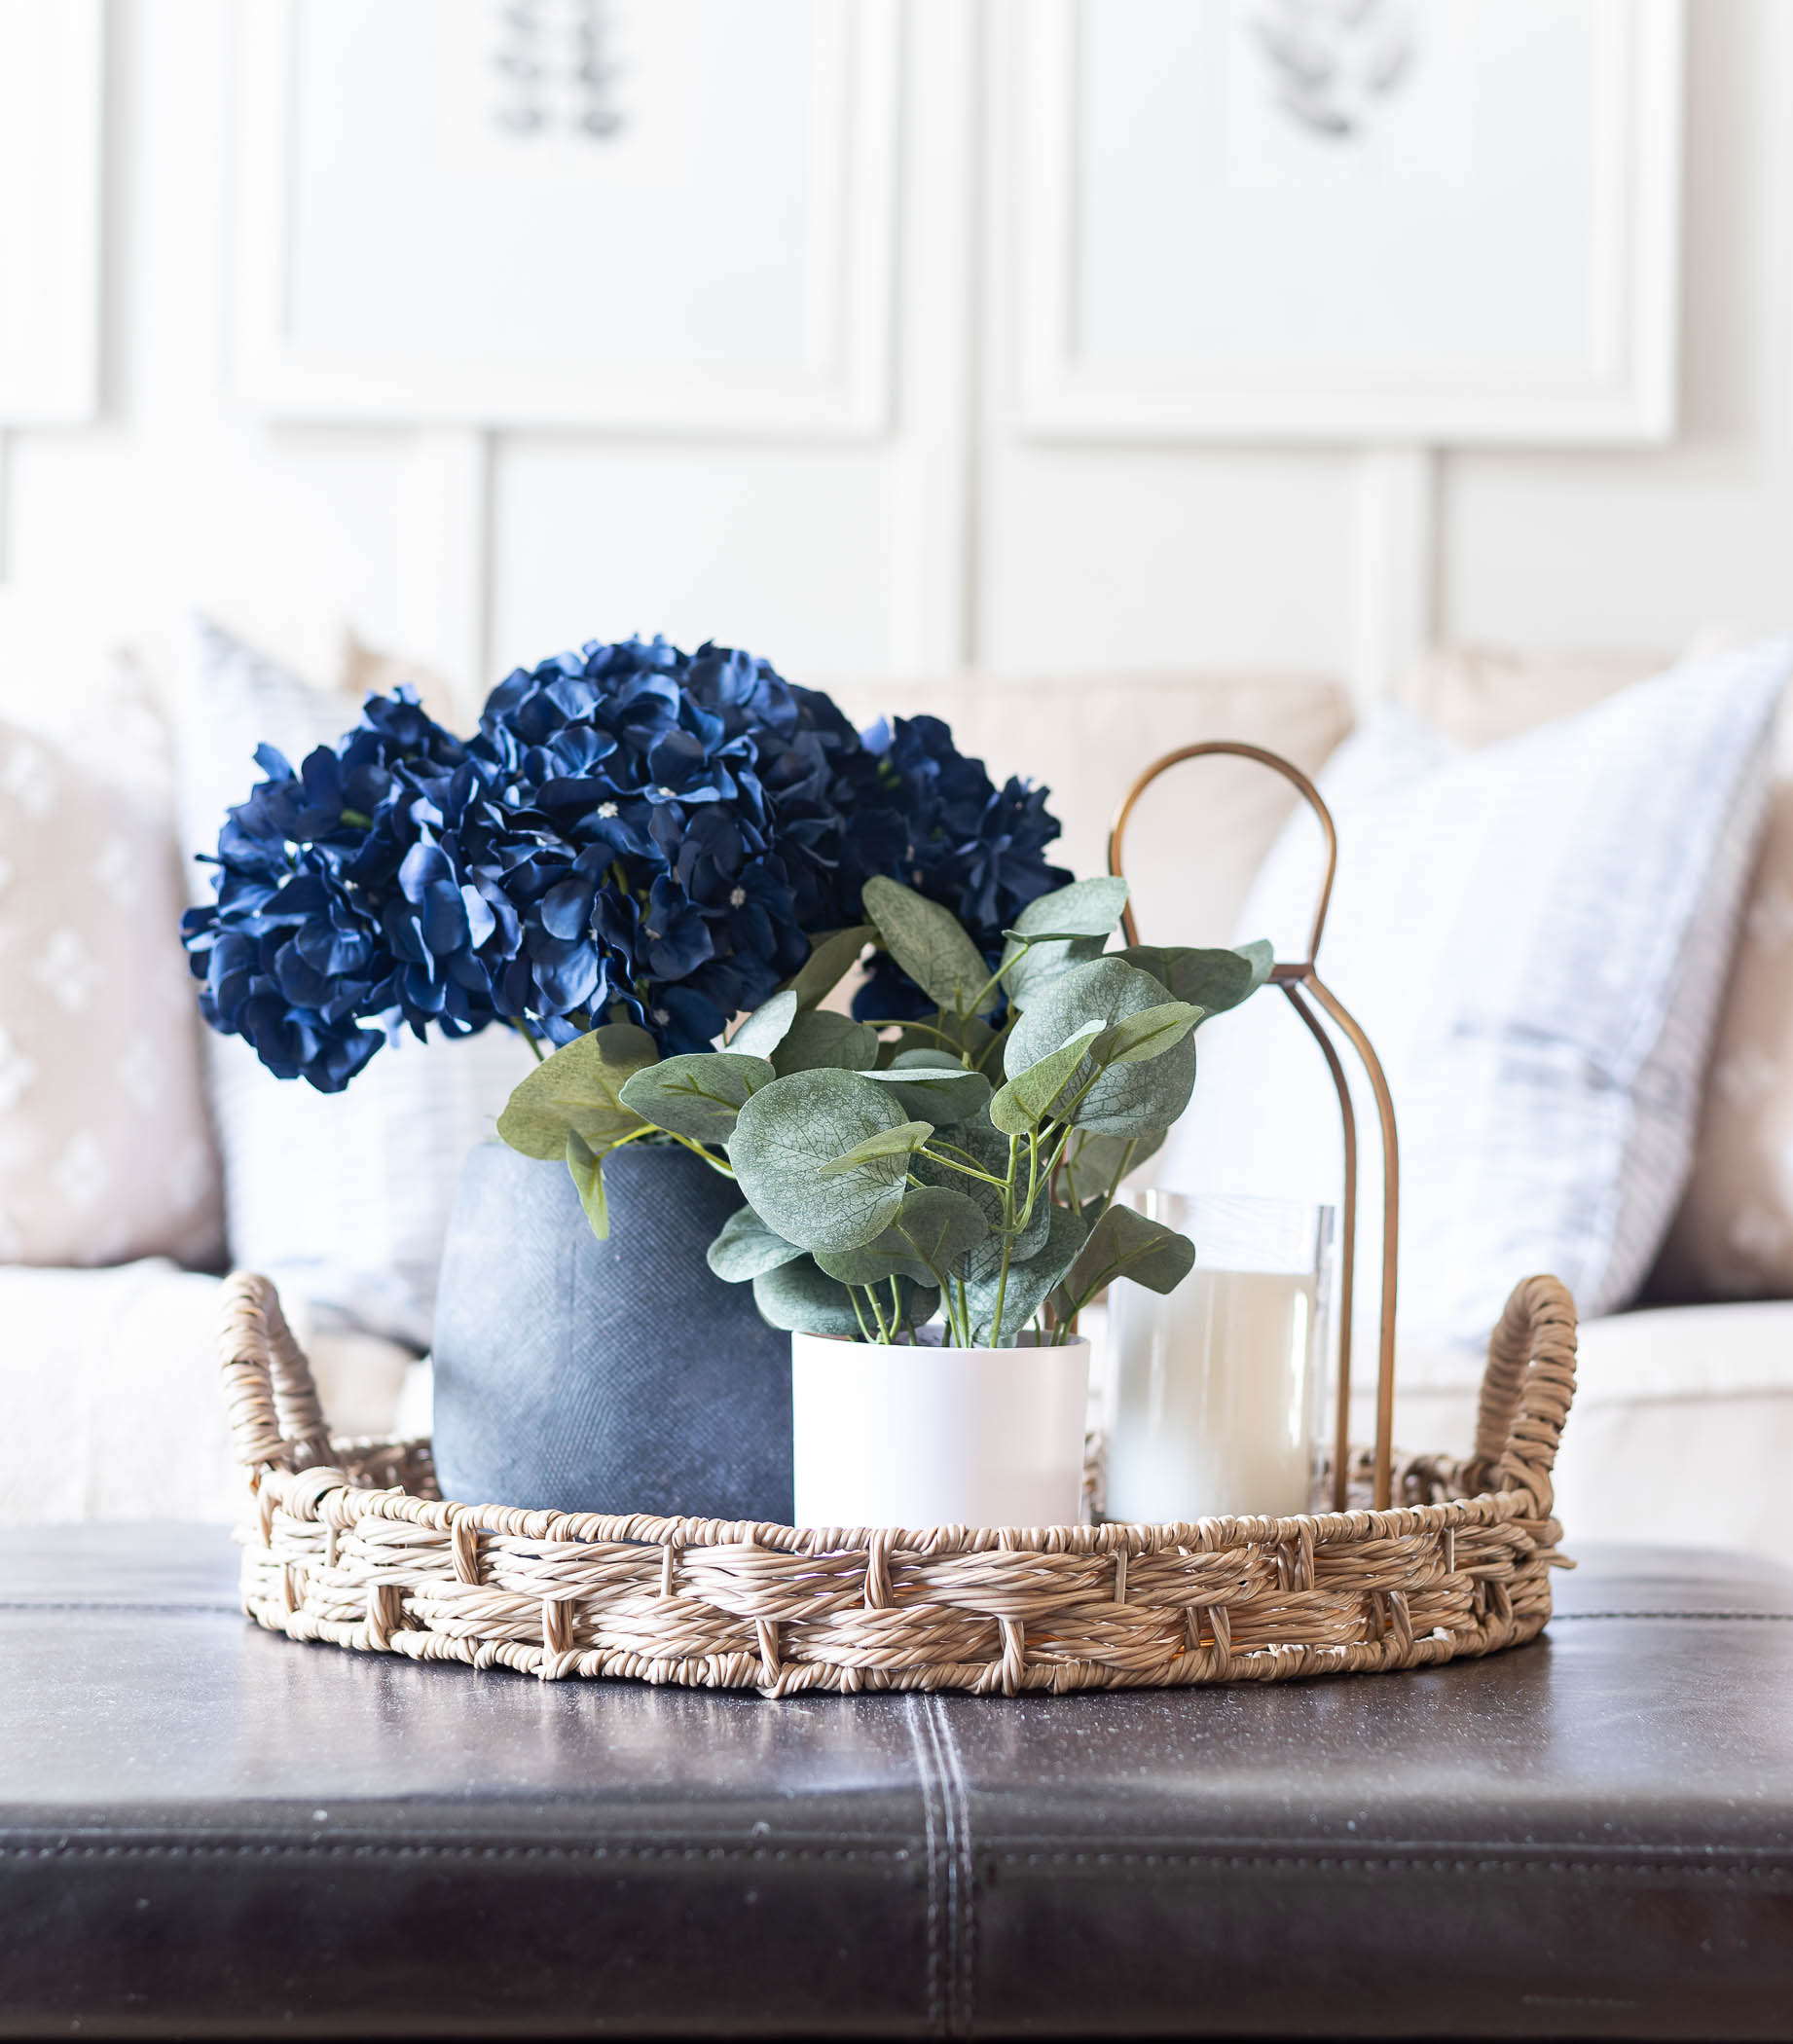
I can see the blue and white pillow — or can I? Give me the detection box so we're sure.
[175,619,533,1349]
[1156,639,1793,1352]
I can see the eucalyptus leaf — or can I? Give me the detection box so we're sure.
[910,1116,1049,1281]
[1089,999,1202,1068]
[987,1020,1104,1136]
[770,1007,880,1077]
[564,1131,610,1242]
[861,875,997,1018]
[816,1185,989,1288]
[817,1118,933,1180]
[860,1050,993,1124]
[752,1257,937,1340]
[705,1204,807,1283]
[751,1257,865,1337]
[726,990,798,1060]
[965,1199,1088,1347]
[1004,957,1196,1138]
[1000,932,1108,1009]
[1010,875,1130,941]
[496,1023,659,1160]
[1118,940,1273,1020]
[728,1069,909,1254]
[618,1051,775,1143]
[1063,1203,1195,1305]
[784,925,875,1009]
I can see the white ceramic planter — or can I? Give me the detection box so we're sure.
[790,1332,1091,1530]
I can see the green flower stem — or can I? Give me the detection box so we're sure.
[511,1021,547,1065]
[989,1234,1015,1348]
[913,1146,1008,1191]
[863,1282,893,1343]
[601,1124,658,1157]
[859,1017,972,1059]
[665,1130,737,1178]
[1097,1137,1139,1219]
[849,1286,876,1343]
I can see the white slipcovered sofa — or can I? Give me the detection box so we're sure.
[3,605,1790,1555]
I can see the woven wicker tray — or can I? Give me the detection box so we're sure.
[221,1267,1577,1697]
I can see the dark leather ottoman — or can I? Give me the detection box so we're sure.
[2,1526,1789,2039]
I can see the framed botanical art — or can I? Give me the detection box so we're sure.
[1009,0,1684,443]
[0,0,101,424]
[235,0,899,436]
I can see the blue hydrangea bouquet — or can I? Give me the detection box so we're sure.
[185,633,1271,1525]
[181,636,1071,1090]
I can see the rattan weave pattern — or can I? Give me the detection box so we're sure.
[222,1270,1577,1697]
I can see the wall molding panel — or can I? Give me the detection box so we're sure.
[1350,448,1437,711]
[234,0,901,437]
[0,0,102,426]
[1009,0,1685,447]
[402,427,492,718]
[15,0,1789,706]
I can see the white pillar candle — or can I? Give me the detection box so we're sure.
[1107,1264,1319,1524]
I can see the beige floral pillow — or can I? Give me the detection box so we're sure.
[0,713,223,1266]
[1653,784,1793,1298]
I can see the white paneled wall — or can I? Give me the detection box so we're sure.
[1,0,1791,725]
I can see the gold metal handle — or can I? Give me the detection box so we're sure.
[1107,741,1401,1512]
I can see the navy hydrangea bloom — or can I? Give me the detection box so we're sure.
[181,637,1070,1086]
[179,692,505,1090]
[844,714,1072,1023]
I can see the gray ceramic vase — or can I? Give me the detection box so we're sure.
[430,1141,793,1522]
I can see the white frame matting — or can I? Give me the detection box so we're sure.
[1009,0,1685,446]
[233,0,900,437]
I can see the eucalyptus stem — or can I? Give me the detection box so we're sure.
[863,1282,893,1342]
[988,1236,1015,1349]
[859,1017,972,1059]
[665,1130,737,1179]
[913,1145,1008,1191]
[1099,1138,1139,1214]
[849,1287,875,1343]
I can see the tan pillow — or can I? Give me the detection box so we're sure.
[0,713,223,1267]
[822,674,1353,946]
[1652,783,1793,1298]
[1408,643,1661,748]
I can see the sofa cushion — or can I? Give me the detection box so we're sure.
[0,708,223,1268]
[0,1259,418,1524]
[1651,782,1793,1299]
[174,619,534,1350]
[1157,641,1793,1349]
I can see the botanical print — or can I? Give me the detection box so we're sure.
[1251,0,1417,142]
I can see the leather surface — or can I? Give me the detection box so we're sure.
[2,1525,1790,2038]
[431,1141,795,1522]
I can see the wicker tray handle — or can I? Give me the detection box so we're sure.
[219,1271,333,1476]
[1468,1273,1578,1514]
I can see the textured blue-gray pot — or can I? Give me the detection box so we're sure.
[430,1141,793,1522]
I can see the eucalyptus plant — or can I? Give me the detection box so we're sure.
[495,873,1271,1347]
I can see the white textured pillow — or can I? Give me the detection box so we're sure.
[1155,640,1793,1351]
[175,620,533,1348]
